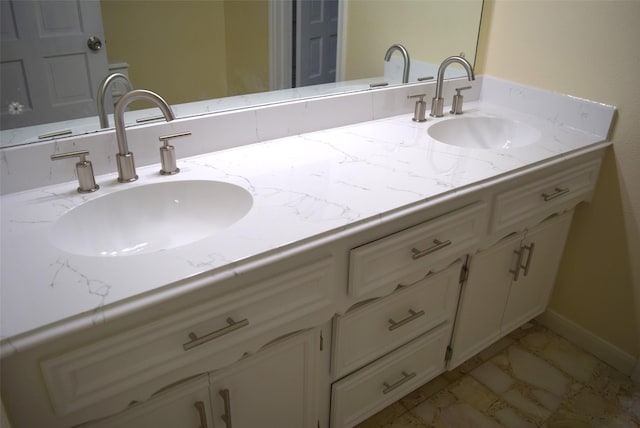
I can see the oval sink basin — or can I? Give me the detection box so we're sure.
[50,180,253,257]
[427,117,540,149]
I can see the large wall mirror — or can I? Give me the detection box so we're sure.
[0,0,483,148]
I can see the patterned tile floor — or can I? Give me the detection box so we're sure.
[357,322,639,427]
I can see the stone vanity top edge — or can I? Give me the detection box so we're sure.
[0,139,611,358]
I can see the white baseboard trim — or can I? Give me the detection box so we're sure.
[537,310,638,376]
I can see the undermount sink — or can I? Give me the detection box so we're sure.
[50,180,253,257]
[427,116,541,149]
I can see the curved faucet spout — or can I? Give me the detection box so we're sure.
[97,73,132,129]
[430,56,475,117]
[384,44,411,84]
[114,89,175,182]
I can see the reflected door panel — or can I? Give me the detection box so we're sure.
[0,0,109,129]
[297,0,338,87]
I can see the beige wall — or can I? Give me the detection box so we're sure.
[343,0,482,80]
[477,0,640,357]
[102,0,271,106]
[101,0,229,105]
[223,0,269,96]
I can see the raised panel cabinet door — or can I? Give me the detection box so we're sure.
[84,375,213,428]
[501,212,573,334]
[209,329,322,428]
[449,233,523,369]
[1,0,109,129]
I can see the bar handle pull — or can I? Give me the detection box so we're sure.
[219,389,233,428]
[510,247,524,281]
[183,317,249,351]
[194,401,208,428]
[388,309,425,331]
[520,242,536,277]
[382,371,416,394]
[411,239,451,260]
[542,187,570,201]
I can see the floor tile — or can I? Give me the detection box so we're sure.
[507,346,571,397]
[358,324,640,428]
[470,360,515,395]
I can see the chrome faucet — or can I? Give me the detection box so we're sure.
[97,73,133,128]
[384,44,411,84]
[114,89,175,183]
[430,56,475,117]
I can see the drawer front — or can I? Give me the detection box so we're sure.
[333,261,461,378]
[492,159,601,234]
[331,326,450,428]
[41,257,334,416]
[349,202,486,298]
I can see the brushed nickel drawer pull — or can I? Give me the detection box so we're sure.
[183,317,249,351]
[510,248,524,281]
[521,243,536,277]
[219,389,233,428]
[388,309,425,331]
[382,370,417,394]
[194,401,208,428]
[411,239,452,260]
[542,187,570,201]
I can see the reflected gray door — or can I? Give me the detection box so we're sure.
[1,0,109,129]
[296,0,338,87]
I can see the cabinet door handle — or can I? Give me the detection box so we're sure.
[411,239,451,260]
[194,401,208,428]
[387,309,425,331]
[510,248,524,281]
[541,187,570,201]
[520,243,536,277]
[183,317,249,351]
[382,370,416,394]
[219,389,233,428]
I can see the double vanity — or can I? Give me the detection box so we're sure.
[0,76,614,427]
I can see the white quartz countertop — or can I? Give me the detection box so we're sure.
[0,100,611,353]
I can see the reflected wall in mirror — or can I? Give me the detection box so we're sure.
[0,0,483,148]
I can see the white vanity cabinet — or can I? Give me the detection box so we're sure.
[449,154,602,369]
[84,328,326,428]
[330,262,463,427]
[209,328,326,428]
[500,213,573,334]
[329,202,487,427]
[450,211,574,368]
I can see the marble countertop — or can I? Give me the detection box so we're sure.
[0,100,611,354]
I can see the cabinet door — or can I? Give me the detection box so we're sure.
[501,213,573,334]
[209,329,321,428]
[449,233,523,368]
[85,375,212,428]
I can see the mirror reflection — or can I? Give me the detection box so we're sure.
[0,0,483,148]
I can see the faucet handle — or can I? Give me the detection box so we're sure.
[408,94,427,122]
[451,86,472,115]
[51,150,100,193]
[417,76,434,81]
[158,131,191,175]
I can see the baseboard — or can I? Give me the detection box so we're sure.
[536,310,638,376]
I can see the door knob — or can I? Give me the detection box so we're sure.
[87,36,103,51]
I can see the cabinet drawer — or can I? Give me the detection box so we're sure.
[333,261,461,378]
[41,257,334,416]
[331,326,450,428]
[349,202,486,298]
[492,159,601,234]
